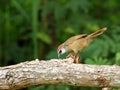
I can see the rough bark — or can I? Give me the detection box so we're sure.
[0,58,120,90]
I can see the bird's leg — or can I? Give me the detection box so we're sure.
[73,53,80,64]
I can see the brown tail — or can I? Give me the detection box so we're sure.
[87,27,107,38]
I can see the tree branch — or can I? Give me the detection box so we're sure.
[0,58,120,90]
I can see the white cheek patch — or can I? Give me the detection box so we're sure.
[61,48,66,54]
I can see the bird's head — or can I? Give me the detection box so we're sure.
[57,43,67,58]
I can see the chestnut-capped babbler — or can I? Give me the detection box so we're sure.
[57,27,107,63]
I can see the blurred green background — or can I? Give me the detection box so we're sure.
[0,0,120,90]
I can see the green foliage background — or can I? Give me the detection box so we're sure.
[0,0,120,90]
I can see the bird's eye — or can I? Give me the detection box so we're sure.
[59,50,62,53]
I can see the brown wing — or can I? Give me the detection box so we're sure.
[64,34,87,45]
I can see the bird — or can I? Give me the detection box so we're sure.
[57,27,107,63]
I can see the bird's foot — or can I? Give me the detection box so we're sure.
[66,52,75,59]
[66,53,80,64]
